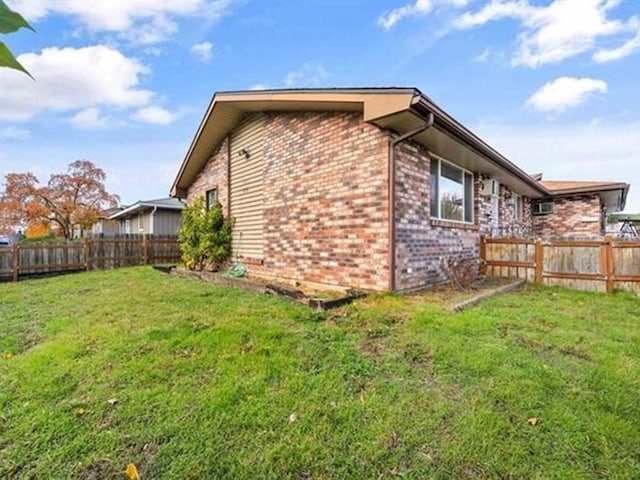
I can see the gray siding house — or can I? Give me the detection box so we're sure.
[108,198,185,235]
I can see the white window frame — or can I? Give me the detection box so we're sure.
[138,213,144,232]
[431,154,475,224]
[514,194,523,221]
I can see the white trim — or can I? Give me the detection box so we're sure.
[514,193,522,221]
[430,153,475,224]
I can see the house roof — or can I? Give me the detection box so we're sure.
[170,87,629,210]
[540,180,629,212]
[108,197,185,220]
[608,212,640,221]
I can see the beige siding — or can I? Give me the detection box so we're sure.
[152,210,182,235]
[230,114,265,259]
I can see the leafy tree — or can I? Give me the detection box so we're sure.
[0,0,34,77]
[0,160,119,239]
[178,197,233,271]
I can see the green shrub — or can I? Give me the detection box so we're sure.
[178,197,233,271]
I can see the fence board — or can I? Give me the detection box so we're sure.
[1,235,180,282]
[481,235,640,294]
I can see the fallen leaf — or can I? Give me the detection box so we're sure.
[527,417,538,426]
[76,408,87,416]
[246,395,255,401]
[2,352,13,360]
[107,398,118,406]
[359,393,365,405]
[125,463,140,480]
[288,413,297,423]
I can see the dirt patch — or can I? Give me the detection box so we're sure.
[403,342,433,367]
[559,346,592,361]
[80,458,118,480]
[514,335,592,361]
[361,338,386,357]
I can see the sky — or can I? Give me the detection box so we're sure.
[1,0,639,211]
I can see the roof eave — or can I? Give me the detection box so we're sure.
[410,95,550,196]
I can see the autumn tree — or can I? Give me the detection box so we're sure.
[0,160,119,239]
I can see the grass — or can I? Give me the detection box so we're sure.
[1,267,639,479]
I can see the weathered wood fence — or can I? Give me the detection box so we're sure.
[480,236,640,294]
[0,235,180,282]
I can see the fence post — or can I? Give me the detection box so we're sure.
[143,234,149,265]
[12,243,19,282]
[84,238,91,272]
[534,238,543,284]
[605,235,614,293]
[479,236,487,276]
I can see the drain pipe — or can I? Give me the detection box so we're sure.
[149,205,158,234]
[388,112,434,291]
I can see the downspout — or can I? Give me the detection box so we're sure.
[149,205,158,234]
[388,112,435,291]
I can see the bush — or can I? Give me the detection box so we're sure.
[178,197,234,271]
[441,257,477,290]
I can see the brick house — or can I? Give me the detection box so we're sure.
[170,88,629,292]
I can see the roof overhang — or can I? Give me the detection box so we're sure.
[170,88,417,197]
[173,88,635,203]
[109,202,184,220]
[543,183,630,213]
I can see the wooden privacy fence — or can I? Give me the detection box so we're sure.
[480,235,640,294]
[0,235,181,282]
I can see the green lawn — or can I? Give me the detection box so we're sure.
[1,268,639,479]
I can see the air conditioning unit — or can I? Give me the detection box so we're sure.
[480,178,499,196]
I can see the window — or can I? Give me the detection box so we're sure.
[206,188,218,210]
[514,194,523,221]
[124,219,131,234]
[430,156,474,223]
[533,201,554,215]
[138,213,144,232]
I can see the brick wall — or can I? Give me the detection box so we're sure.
[498,184,533,237]
[533,195,603,238]
[186,112,391,291]
[394,143,480,290]
[184,111,542,292]
[186,137,229,215]
[394,150,535,291]
[262,112,390,291]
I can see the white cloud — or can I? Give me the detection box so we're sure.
[594,24,640,63]
[69,108,110,129]
[124,16,178,45]
[249,83,270,90]
[474,48,491,62]
[143,47,164,57]
[190,41,213,62]
[284,63,328,88]
[8,0,235,44]
[0,45,152,121]
[474,119,640,211]
[132,106,177,125]
[526,77,607,114]
[378,0,470,30]
[0,126,30,140]
[455,0,638,68]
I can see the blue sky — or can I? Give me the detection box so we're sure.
[1,0,639,210]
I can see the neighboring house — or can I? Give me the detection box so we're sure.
[108,198,185,235]
[91,207,123,236]
[170,88,629,292]
[606,212,640,237]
